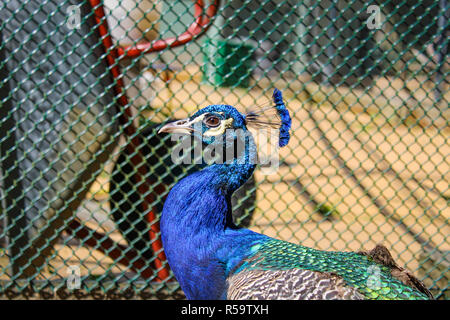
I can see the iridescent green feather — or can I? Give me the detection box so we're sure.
[234,239,430,300]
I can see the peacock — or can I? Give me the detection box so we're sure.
[158,88,433,300]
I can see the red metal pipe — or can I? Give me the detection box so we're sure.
[71,0,220,282]
[87,0,170,281]
[117,0,220,59]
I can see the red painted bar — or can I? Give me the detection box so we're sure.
[67,0,219,282]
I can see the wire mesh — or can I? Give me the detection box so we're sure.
[0,0,448,299]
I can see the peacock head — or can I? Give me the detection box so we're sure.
[159,104,246,144]
[158,88,292,165]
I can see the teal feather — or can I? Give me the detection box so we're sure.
[228,239,432,300]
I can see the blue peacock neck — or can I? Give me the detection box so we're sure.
[201,130,258,196]
[160,133,265,299]
[159,89,291,299]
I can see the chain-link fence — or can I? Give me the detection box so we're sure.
[0,0,448,300]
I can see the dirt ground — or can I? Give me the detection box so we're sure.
[1,66,448,298]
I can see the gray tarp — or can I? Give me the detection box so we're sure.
[0,1,119,276]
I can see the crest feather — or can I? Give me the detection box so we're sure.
[244,88,292,147]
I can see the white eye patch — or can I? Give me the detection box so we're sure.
[203,118,234,137]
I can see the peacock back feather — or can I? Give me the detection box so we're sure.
[228,239,432,300]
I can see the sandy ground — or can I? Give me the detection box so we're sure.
[1,66,448,298]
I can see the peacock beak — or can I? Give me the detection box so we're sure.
[158,119,194,135]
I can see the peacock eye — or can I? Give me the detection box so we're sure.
[203,115,221,128]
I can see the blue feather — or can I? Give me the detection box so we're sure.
[160,162,267,299]
[272,88,291,147]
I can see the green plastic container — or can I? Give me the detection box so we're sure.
[202,38,255,88]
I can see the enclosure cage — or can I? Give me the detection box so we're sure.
[0,0,448,299]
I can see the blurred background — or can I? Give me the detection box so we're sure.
[0,0,448,299]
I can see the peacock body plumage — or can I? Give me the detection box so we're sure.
[158,89,433,300]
